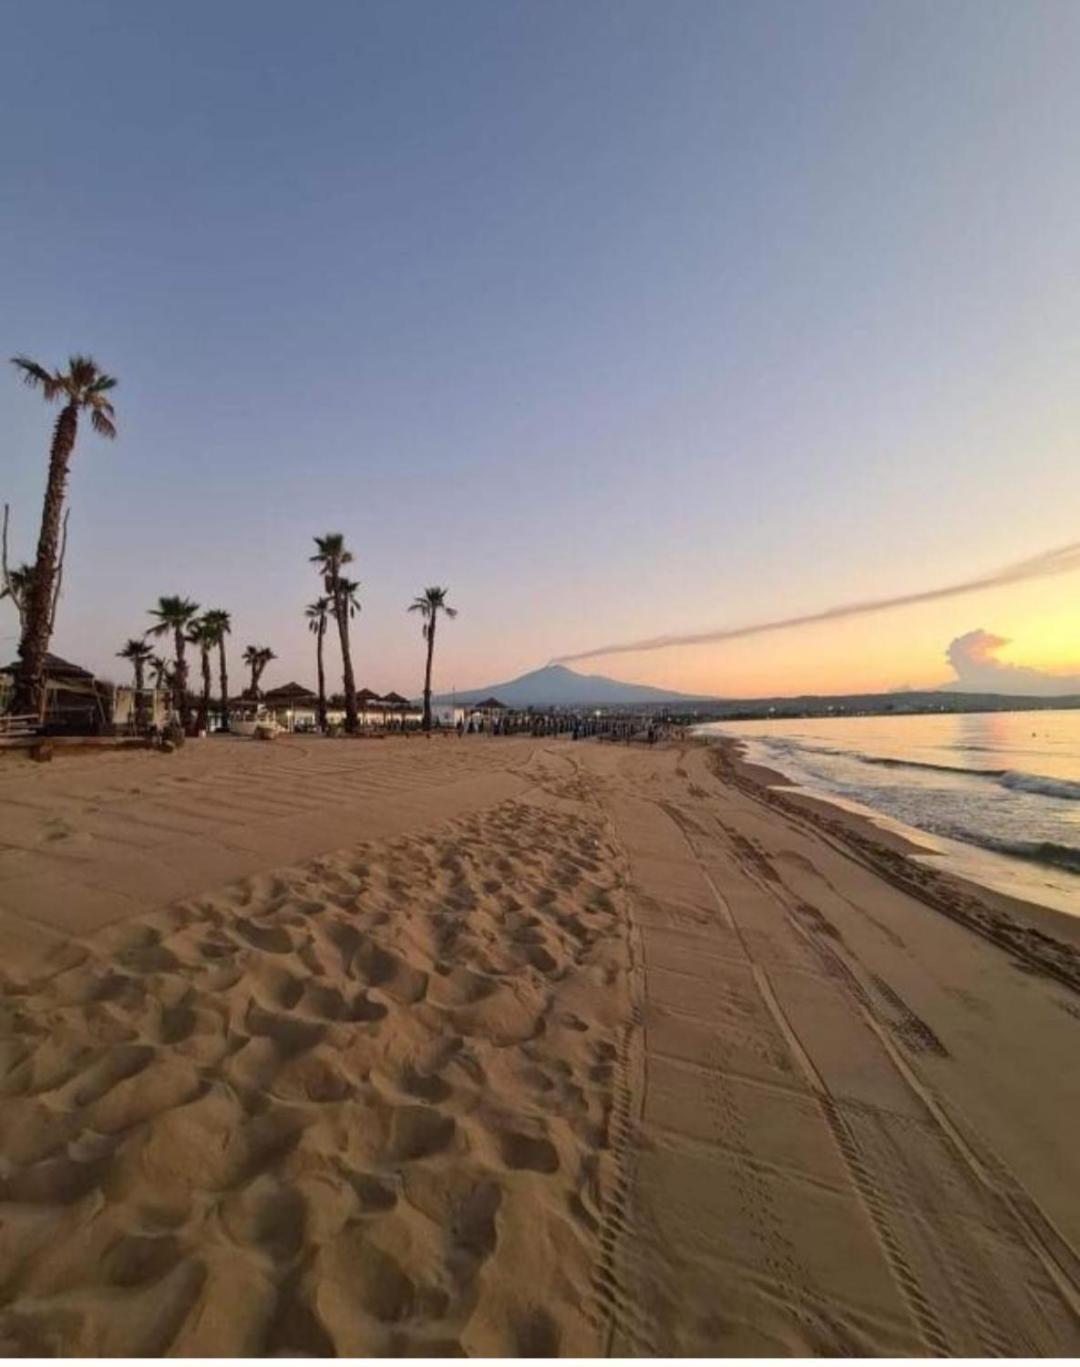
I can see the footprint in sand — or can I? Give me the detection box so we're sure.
[387,1105,456,1161]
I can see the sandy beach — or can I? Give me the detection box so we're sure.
[0,733,1077,1355]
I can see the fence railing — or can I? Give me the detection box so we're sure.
[0,714,40,738]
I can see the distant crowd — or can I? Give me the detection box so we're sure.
[448,714,681,743]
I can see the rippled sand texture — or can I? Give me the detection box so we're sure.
[0,735,1079,1356]
[0,782,628,1355]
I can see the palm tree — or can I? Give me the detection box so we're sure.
[310,533,359,734]
[148,595,199,732]
[117,638,153,731]
[187,618,216,733]
[149,655,169,690]
[0,562,33,629]
[409,586,458,731]
[306,597,331,732]
[242,645,259,696]
[9,355,117,717]
[242,644,275,697]
[201,609,231,731]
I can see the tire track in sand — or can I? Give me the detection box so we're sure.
[682,796,1080,1355]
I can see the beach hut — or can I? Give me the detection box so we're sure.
[472,696,509,719]
[355,687,388,728]
[0,653,111,733]
[465,695,509,733]
[262,682,320,732]
[381,690,423,728]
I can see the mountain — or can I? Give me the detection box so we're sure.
[432,664,716,708]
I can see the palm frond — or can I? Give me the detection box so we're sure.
[11,356,61,401]
[409,586,456,619]
[90,408,117,438]
[117,638,152,660]
[68,356,98,389]
[148,595,199,629]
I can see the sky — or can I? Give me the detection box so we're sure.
[3,0,1079,700]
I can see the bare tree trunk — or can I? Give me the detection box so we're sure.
[1,504,26,631]
[217,639,229,732]
[48,510,69,634]
[198,646,211,733]
[336,591,358,734]
[316,620,328,732]
[133,659,148,732]
[173,626,192,732]
[422,619,436,731]
[14,404,78,718]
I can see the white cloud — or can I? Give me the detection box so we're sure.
[945,629,1080,695]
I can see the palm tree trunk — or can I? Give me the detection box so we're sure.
[173,626,191,732]
[217,640,229,732]
[336,592,358,734]
[198,646,211,733]
[316,620,327,732]
[133,660,147,732]
[422,619,436,731]
[13,403,78,718]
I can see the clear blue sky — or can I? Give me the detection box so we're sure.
[4,1,1079,697]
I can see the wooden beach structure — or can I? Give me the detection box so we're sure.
[261,682,321,732]
[1,653,168,736]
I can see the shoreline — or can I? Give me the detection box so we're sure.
[706,733,1080,980]
[692,720,1080,910]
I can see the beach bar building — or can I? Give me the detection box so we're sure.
[469,696,509,728]
[262,682,320,732]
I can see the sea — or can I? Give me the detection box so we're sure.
[697,709,1080,917]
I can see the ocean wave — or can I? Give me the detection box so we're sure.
[783,747,1080,801]
[972,837,1080,876]
[857,754,1005,777]
[999,771,1080,801]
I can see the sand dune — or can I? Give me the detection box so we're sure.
[0,735,1077,1354]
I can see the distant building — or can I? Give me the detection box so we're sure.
[262,682,321,732]
[318,687,423,729]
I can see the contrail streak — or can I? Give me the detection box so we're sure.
[553,541,1080,665]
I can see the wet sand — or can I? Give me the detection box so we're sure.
[0,734,1077,1354]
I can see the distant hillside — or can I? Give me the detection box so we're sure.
[432,664,717,708]
[433,668,1080,715]
[688,689,1080,718]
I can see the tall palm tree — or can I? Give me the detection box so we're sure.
[306,597,331,733]
[117,638,153,731]
[201,608,232,731]
[147,595,199,732]
[186,618,216,733]
[9,355,117,717]
[409,586,458,731]
[242,644,275,697]
[310,533,359,734]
